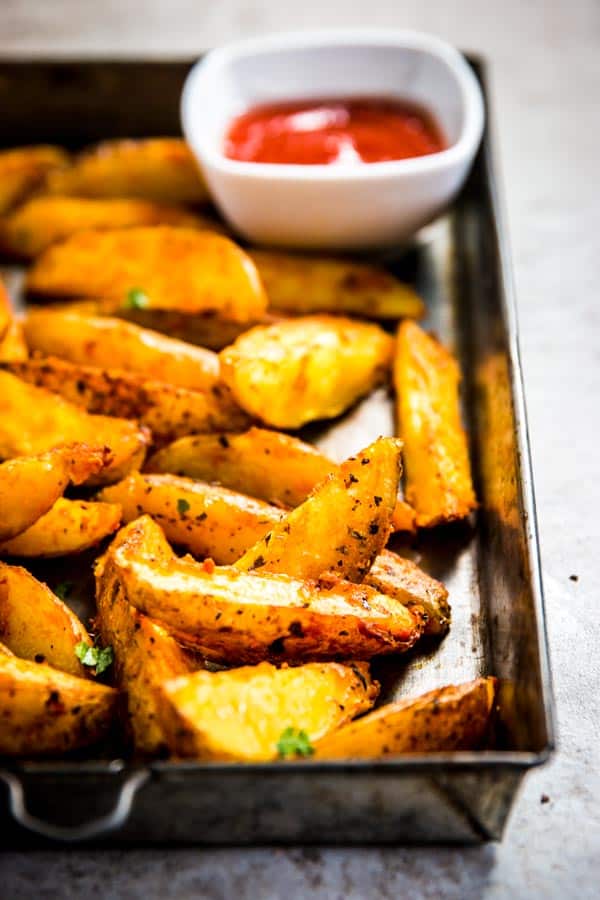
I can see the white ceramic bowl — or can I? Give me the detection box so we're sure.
[182,30,484,250]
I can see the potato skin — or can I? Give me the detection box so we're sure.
[0,146,69,214]
[220,315,393,428]
[100,472,282,564]
[158,661,379,761]
[0,497,122,558]
[0,654,117,756]
[0,562,89,676]
[395,321,476,526]
[26,227,267,323]
[314,677,497,758]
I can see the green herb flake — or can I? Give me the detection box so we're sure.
[54,581,74,601]
[75,641,114,675]
[276,727,314,759]
[124,288,149,310]
[177,498,191,517]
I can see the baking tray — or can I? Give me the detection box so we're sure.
[0,57,554,845]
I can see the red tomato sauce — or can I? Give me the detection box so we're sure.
[224,97,446,165]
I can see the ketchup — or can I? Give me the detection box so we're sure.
[224,97,446,166]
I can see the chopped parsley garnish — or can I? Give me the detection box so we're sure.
[75,642,114,675]
[177,498,190,517]
[276,727,314,759]
[124,287,149,310]
[54,581,74,601]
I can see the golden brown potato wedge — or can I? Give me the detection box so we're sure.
[365,549,450,636]
[107,517,423,664]
[250,249,425,320]
[0,370,149,484]
[157,661,379,761]
[99,472,281,564]
[43,138,207,204]
[26,227,267,323]
[395,321,477,527]
[0,497,122,558]
[6,356,249,446]
[220,315,393,428]
[235,437,400,582]
[314,677,496,758]
[0,562,89,676]
[0,654,117,756]
[0,195,221,258]
[0,145,69,215]
[391,499,417,533]
[0,443,109,541]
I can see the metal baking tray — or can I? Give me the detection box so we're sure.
[0,57,554,844]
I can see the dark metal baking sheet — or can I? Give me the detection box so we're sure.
[0,56,554,845]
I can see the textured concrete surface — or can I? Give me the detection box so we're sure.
[1,1,599,897]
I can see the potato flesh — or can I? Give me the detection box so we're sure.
[220,315,393,428]
[0,145,69,214]
[0,497,122,558]
[314,677,496,758]
[158,661,379,761]
[395,321,476,526]
[0,562,89,676]
[365,549,450,636]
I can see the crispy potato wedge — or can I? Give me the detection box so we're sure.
[236,437,400,582]
[365,549,450,636]
[250,249,425,320]
[0,195,220,258]
[107,517,422,663]
[0,443,109,541]
[395,321,477,526]
[43,138,207,204]
[0,146,69,215]
[0,497,122,558]
[100,472,281,564]
[27,227,267,323]
[220,315,393,428]
[0,562,89,676]
[314,677,496,758]
[6,356,248,445]
[0,654,117,756]
[158,661,379,761]
[391,499,417,533]
[0,370,148,483]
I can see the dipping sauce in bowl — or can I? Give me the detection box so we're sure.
[224,97,446,166]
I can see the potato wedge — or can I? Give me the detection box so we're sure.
[158,661,379,761]
[0,562,89,676]
[250,249,425,320]
[391,499,417,533]
[107,517,423,663]
[0,319,28,363]
[0,195,220,258]
[6,356,248,445]
[0,497,122,558]
[43,138,207,204]
[395,321,476,526]
[365,549,450,636]
[0,370,148,483]
[220,315,393,428]
[0,654,117,756]
[99,472,281,564]
[27,227,267,323]
[0,443,109,541]
[235,437,400,582]
[0,146,69,215]
[314,677,496,758]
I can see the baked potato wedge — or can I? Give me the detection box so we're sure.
[235,437,400,582]
[107,517,423,663]
[250,249,425,320]
[0,654,117,756]
[0,497,122,558]
[365,549,450,636]
[314,677,496,758]
[395,321,477,526]
[43,138,207,204]
[0,145,69,215]
[0,443,109,541]
[220,315,393,428]
[0,562,89,676]
[0,195,219,258]
[99,472,281,564]
[0,370,148,483]
[26,227,267,324]
[157,661,379,761]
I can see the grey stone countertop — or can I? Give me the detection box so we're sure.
[1,0,598,897]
